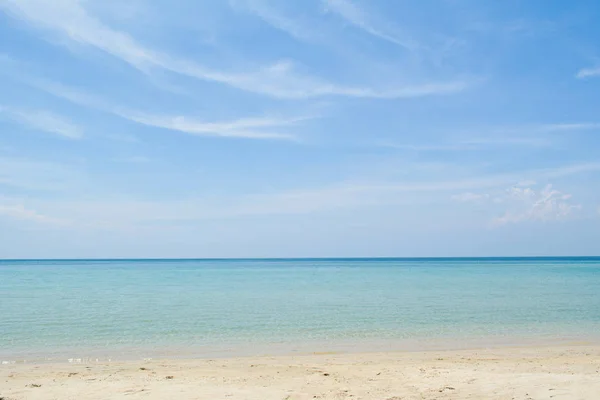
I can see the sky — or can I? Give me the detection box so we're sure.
[1,0,600,258]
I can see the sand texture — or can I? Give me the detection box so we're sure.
[2,345,599,399]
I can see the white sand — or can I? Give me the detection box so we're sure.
[2,345,599,399]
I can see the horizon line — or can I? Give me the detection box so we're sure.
[1,256,600,262]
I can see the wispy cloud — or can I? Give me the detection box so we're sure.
[206,163,600,219]
[113,156,151,164]
[576,66,600,79]
[323,0,419,50]
[230,0,317,42]
[460,136,553,148]
[1,0,466,99]
[0,156,83,191]
[11,75,307,141]
[246,162,600,217]
[105,133,140,143]
[0,202,67,225]
[379,139,549,152]
[451,192,490,202]
[529,123,600,132]
[468,122,600,137]
[0,106,83,139]
[463,123,600,145]
[122,112,305,140]
[384,122,600,153]
[269,161,600,207]
[516,180,536,187]
[538,162,600,178]
[9,161,600,231]
[380,142,477,152]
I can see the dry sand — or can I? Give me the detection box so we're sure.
[2,345,600,399]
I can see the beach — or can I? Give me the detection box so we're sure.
[2,345,599,399]
[2,259,600,398]
[3,0,600,394]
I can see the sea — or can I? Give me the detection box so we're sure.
[1,257,600,363]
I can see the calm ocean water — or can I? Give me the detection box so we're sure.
[1,258,600,361]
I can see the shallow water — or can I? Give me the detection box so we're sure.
[1,258,599,361]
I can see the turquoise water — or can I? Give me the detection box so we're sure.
[1,258,600,361]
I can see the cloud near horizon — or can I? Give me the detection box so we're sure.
[1,0,600,257]
[453,183,582,226]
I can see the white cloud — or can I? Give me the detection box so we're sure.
[322,0,419,50]
[0,106,82,139]
[0,202,67,225]
[230,0,318,42]
[15,76,307,140]
[453,183,581,226]
[164,162,599,219]
[576,66,600,79]
[122,112,303,140]
[148,163,600,219]
[6,161,599,231]
[1,0,466,99]
[492,184,580,226]
[144,57,467,99]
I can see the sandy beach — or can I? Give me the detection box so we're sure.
[2,345,599,400]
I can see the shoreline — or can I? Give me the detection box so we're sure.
[2,344,599,399]
[3,333,600,365]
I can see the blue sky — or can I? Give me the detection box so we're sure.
[1,0,600,258]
